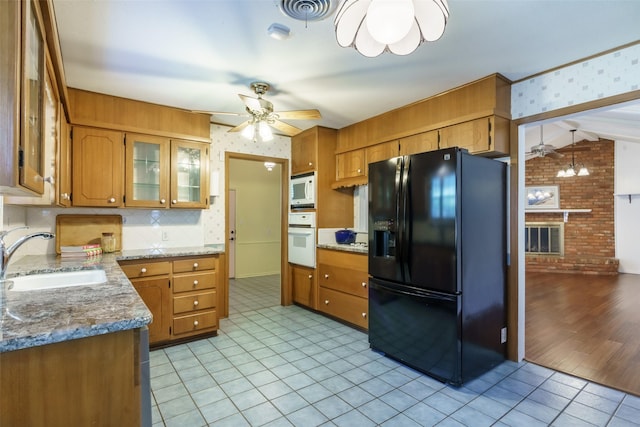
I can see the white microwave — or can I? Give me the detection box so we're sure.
[290,172,316,208]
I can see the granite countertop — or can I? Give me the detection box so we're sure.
[317,242,368,255]
[0,245,224,353]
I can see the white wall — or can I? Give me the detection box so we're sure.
[615,140,640,274]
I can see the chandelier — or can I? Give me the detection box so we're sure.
[334,0,450,57]
[557,129,589,177]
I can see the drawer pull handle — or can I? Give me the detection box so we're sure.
[193,262,199,269]
[140,268,147,274]
[193,300,199,306]
[308,275,313,279]
[108,197,116,203]
[362,282,367,288]
[324,274,329,279]
[193,320,199,327]
[193,280,199,286]
[324,299,329,305]
[362,313,367,318]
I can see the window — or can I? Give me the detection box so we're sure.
[525,222,564,255]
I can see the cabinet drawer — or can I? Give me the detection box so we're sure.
[318,264,368,298]
[319,287,368,329]
[173,310,217,336]
[119,261,171,278]
[173,271,216,293]
[173,257,216,273]
[173,291,216,314]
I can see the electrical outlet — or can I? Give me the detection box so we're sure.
[501,327,507,344]
[162,231,169,241]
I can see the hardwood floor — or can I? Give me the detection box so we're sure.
[526,271,640,396]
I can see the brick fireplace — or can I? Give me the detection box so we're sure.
[525,138,619,275]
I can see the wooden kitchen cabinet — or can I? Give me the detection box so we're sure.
[0,329,141,427]
[170,139,209,209]
[172,256,218,338]
[400,130,439,156]
[290,264,316,309]
[119,260,172,344]
[318,249,368,329]
[336,149,366,180]
[0,0,47,196]
[439,116,509,157]
[72,126,124,207]
[125,133,170,208]
[366,141,399,165]
[57,118,72,206]
[291,128,317,175]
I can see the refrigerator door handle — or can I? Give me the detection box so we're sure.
[400,156,411,281]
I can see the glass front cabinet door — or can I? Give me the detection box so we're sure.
[125,134,170,208]
[170,140,209,209]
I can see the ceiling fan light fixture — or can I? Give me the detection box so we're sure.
[259,121,274,141]
[241,123,255,140]
[335,0,449,57]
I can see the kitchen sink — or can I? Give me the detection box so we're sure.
[5,269,108,292]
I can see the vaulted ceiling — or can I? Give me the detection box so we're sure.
[51,1,640,150]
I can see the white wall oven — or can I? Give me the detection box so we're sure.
[288,212,316,268]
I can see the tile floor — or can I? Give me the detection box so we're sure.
[150,276,640,426]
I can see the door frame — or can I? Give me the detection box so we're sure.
[221,152,290,319]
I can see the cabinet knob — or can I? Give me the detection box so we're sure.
[172,199,177,204]
[308,162,313,166]
[44,176,54,184]
[308,275,313,279]
[324,300,329,305]
[193,262,199,269]
[362,282,367,288]
[357,169,361,173]
[108,197,116,203]
[193,280,199,287]
[60,192,69,200]
[362,313,367,318]
[193,300,199,306]
[140,267,147,274]
[160,198,166,204]
[193,320,199,327]
[324,274,329,279]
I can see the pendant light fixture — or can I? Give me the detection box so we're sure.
[557,129,589,178]
[334,0,450,57]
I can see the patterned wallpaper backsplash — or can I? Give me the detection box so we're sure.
[511,44,639,118]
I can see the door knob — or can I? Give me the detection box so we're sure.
[108,197,116,203]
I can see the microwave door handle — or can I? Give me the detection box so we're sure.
[305,180,311,200]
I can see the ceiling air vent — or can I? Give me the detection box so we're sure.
[279,0,337,22]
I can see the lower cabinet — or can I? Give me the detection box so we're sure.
[119,254,219,346]
[290,264,316,309]
[317,249,368,329]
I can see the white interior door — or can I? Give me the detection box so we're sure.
[228,188,236,279]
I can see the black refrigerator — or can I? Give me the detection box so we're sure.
[368,147,507,386]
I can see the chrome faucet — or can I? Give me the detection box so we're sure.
[0,227,55,281]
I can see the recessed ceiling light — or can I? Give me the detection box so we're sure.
[267,23,291,40]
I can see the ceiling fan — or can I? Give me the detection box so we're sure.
[199,82,321,141]
[525,125,564,160]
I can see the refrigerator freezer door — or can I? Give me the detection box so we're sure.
[368,278,461,385]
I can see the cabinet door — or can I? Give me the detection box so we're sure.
[336,149,365,180]
[170,139,209,208]
[132,276,171,344]
[57,117,72,206]
[366,141,399,165]
[440,117,491,154]
[290,265,316,309]
[125,133,170,208]
[400,130,439,156]
[291,128,317,175]
[72,127,124,207]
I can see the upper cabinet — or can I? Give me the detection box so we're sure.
[0,0,47,196]
[336,149,365,180]
[125,133,170,208]
[440,116,509,157]
[291,129,317,175]
[170,139,209,209]
[72,126,124,207]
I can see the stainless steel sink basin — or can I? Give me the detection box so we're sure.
[6,270,107,292]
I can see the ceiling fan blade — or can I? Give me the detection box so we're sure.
[275,109,322,120]
[192,110,247,117]
[228,120,251,133]
[524,152,538,161]
[239,94,265,112]
[269,119,301,136]
[546,151,564,159]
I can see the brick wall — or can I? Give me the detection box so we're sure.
[525,138,617,274]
